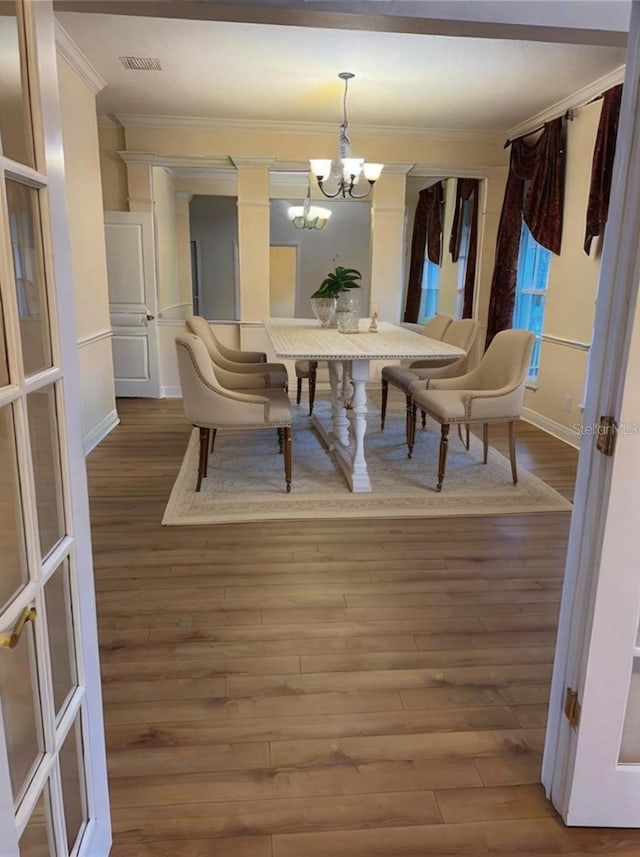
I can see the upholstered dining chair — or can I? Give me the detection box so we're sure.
[380,319,479,454]
[186,315,288,390]
[294,360,318,415]
[410,329,535,492]
[175,333,292,493]
[417,314,452,340]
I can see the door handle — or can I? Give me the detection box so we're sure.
[146,314,155,322]
[0,605,37,649]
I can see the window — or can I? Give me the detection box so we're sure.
[417,259,440,322]
[454,196,474,319]
[514,222,551,379]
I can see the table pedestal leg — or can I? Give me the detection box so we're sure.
[311,358,371,492]
[329,360,350,446]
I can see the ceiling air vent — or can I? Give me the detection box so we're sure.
[119,56,162,71]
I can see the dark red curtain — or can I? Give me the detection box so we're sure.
[584,84,623,254]
[485,117,565,347]
[449,178,480,318]
[403,182,443,323]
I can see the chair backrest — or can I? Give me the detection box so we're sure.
[474,329,535,393]
[185,315,237,371]
[441,318,479,352]
[421,314,452,341]
[176,332,222,425]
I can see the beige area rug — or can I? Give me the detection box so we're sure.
[162,396,571,526]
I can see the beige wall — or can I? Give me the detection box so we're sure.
[57,55,117,452]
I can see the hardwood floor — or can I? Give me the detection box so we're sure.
[87,397,640,856]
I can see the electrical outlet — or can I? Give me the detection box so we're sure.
[565,395,573,412]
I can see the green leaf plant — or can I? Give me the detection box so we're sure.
[311,266,362,299]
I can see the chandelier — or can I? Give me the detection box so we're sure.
[309,72,384,200]
[287,176,332,230]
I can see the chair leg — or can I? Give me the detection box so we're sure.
[408,403,417,459]
[210,428,217,454]
[436,423,450,492]
[277,427,283,453]
[381,379,388,430]
[405,395,413,457]
[296,377,302,405]
[196,427,210,492]
[283,426,292,493]
[457,423,470,450]
[509,420,518,484]
[308,362,317,416]
[421,410,427,430]
[483,423,489,464]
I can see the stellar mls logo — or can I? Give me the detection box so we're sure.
[573,421,640,437]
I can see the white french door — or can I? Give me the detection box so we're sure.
[0,2,110,856]
[542,0,640,826]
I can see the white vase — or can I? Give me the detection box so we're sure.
[310,297,337,328]
[335,290,361,333]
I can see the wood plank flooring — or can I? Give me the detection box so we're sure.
[86,397,640,856]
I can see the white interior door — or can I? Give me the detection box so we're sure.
[104,210,160,397]
[0,2,110,856]
[542,0,640,826]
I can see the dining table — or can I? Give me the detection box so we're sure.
[263,317,466,492]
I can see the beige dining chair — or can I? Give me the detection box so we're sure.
[410,329,535,492]
[186,315,289,389]
[380,319,479,455]
[294,360,318,415]
[175,333,292,493]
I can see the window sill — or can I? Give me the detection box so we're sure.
[525,380,539,392]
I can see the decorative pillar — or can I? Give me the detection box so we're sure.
[175,192,193,311]
[119,154,153,213]
[231,156,274,323]
[369,164,413,324]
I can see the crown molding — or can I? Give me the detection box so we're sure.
[117,150,234,170]
[381,163,415,175]
[507,65,626,139]
[230,156,276,168]
[113,112,505,143]
[55,21,107,95]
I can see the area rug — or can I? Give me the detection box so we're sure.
[162,396,571,526]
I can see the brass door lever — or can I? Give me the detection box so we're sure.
[0,606,37,649]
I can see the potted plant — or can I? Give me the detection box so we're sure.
[312,266,362,299]
[310,267,362,328]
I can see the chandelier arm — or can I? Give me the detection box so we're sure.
[347,181,376,200]
[316,180,346,200]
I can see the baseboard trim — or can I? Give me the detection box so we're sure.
[521,406,580,449]
[84,409,119,455]
[161,385,182,398]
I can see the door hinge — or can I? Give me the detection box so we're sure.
[596,415,618,456]
[564,687,581,729]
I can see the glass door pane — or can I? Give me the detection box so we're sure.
[19,787,53,857]
[44,559,77,719]
[0,620,44,803]
[0,293,9,387]
[0,2,34,166]
[0,403,28,610]
[26,384,65,557]
[6,180,52,375]
[59,716,86,853]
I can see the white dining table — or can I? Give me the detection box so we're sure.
[264,317,466,492]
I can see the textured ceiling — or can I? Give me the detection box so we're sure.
[57,12,627,133]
